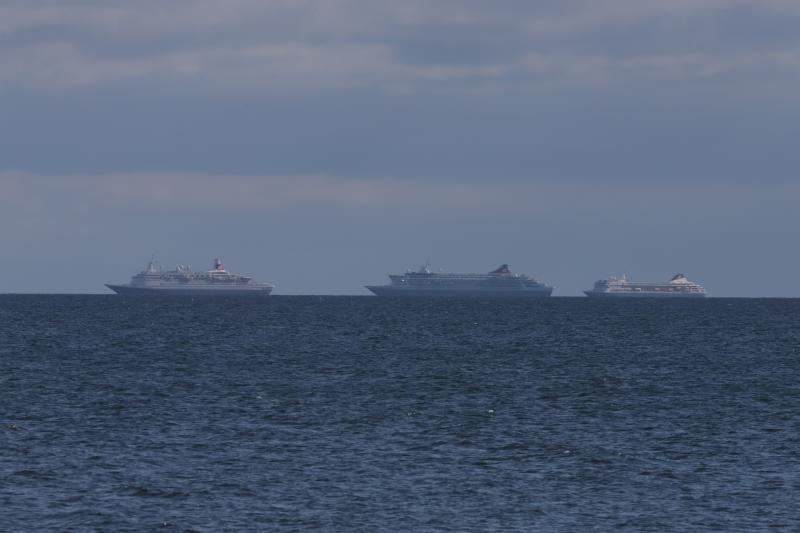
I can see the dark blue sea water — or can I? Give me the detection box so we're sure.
[2,296,800,531]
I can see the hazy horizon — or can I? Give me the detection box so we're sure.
[2,1,799,296]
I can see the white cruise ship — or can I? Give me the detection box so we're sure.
[366,263,553,297]
[584,273,706,298]
[106,258,274,296]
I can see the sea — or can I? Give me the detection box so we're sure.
[2,295,800,531]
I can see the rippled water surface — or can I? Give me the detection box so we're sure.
[2,296,800,531]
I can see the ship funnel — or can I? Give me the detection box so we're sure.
[214,258,225,271]
[490,264,511,274]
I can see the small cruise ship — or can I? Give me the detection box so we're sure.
[584,273,706,298]
[366,263,553,297]
[106,258,274,296]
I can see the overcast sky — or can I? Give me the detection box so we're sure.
[2,0,799,295]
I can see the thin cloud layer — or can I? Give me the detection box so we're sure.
[0,172,552,213]
[1,172,797,215]
[2,0,800,91]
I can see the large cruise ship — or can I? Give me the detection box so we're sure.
[106,258,274,296]
[366,263,553,297]
[584,273,706,298]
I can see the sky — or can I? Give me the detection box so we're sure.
[1,0,799,295]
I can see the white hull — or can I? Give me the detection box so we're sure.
[106,284,272,296]
[584,290,705,298]
[367,286,553,297]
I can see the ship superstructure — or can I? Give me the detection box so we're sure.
[106,258,274,296]
[584,273,706,298]
[366,263,553,297]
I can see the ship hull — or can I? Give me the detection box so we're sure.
[584,291,705,298]
[366,285,553,297]
[106,284,273,296]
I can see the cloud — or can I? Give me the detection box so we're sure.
[2,172,798,217]
[0,172,538,213]
[1,1,800,92]
[0,171,548,214]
